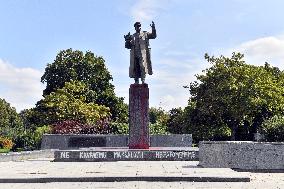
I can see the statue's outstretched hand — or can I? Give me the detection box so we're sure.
[150,21,155,28]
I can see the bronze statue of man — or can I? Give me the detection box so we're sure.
[124,21,157,84]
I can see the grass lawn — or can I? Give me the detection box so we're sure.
[0,148,10,153]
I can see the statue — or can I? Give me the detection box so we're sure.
[124,21,157,84]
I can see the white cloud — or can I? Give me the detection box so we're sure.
[145,57,207,110]
[0,59,44,112]
[130,0,174,22]
[159,94,177,109]
[232,35,284,69]
[156,58,193,69]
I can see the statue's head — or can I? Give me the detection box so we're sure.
[134,22,141,33]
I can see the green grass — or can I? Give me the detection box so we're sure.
[0,148,10,153]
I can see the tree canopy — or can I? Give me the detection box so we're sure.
[35,81,111,125]
[41,48,128,122]
[188,52,284,140]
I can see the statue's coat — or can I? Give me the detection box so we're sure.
[128,31,156,78]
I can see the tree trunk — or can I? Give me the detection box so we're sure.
[223,114,238,141]
[230,124,236,141]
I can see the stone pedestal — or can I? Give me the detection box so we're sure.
[199,141,284,169]
[129,84,149,149]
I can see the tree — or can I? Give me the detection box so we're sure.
[167,108,187,134]
[149,107,169,125]
[17,81,111,150]
[182,100,231,143]
[35,81,111,125]
[0,98,24,142]
[19,108,40,131]
[148,107,170,135]
[189,52,284,140]
[260,115,284,142]
[41,48,128,123]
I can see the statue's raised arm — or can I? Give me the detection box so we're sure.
[148,21,157,39]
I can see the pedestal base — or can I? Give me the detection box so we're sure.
[129,84,149,149]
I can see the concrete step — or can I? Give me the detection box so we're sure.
[0,176,250,183]
[0,160,250,183]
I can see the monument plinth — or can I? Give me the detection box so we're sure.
[129,84,150,149]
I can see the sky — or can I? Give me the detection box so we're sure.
[1,0,284,112]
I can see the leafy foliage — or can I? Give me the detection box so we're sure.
[148,107,169,135]
[0,98,24,141]
[167,108,186,134]
[36,81,111,125]
[13,133,35,151]
[52,119,115,134]
[188,52,284,140]
[0,149,10,153]
[19,108,42,131]
[149,122,168,134]
[52,120,94,134]
[0,136,14,150]
[33,125,52,148]
[149,107,169,125]
[13,125,52,151]
[110,122,129,134]
[41,48,128,123]
[260,115,284,142]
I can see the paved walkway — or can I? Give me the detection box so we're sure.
[0,159,283,188]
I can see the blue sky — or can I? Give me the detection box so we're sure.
[1,0,284,112]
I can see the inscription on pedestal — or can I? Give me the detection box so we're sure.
[60,152,70,159]
[114,151,144,159]
[54,149,198,161]
[155,151,195,159]
[79,152,107,159]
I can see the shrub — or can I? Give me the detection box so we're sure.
[95,118,116,134]
[150,122,168,135]
[12,125,52,151]
[0,136,14,150]
[260,115,284,142]
[13,132,35,151]
[34,125,52,148]
[52,120,92,134]
[110,122,129,134]
[52,119,115,134]
[0,148,10,153]
[110,122,168,135]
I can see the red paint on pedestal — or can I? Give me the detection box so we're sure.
[128,84,150,149]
